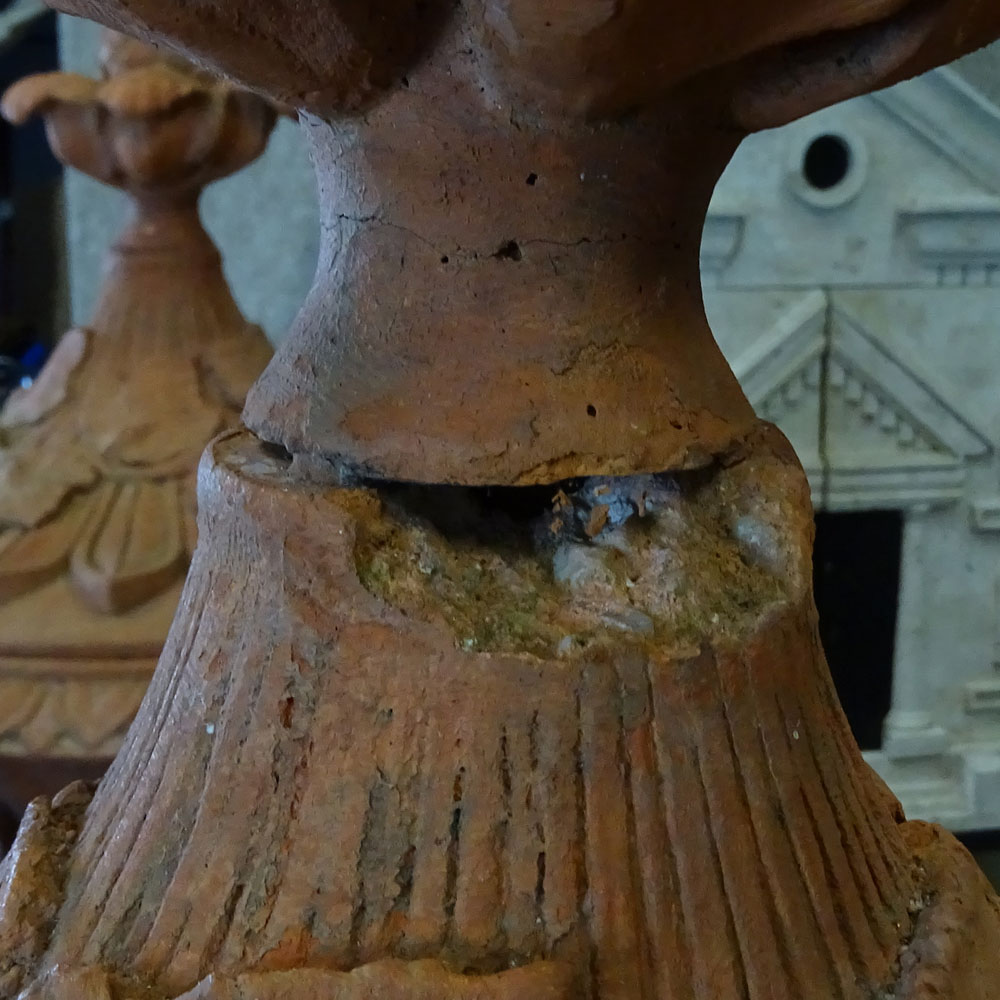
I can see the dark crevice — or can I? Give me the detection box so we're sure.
[494,240,523,262]
[260,440,293,464]
[444,768,465,922]
[392,844,416,915]
[535,851,547,913]
[351,772,391,961]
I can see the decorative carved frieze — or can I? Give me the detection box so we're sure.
[0,659,150,757]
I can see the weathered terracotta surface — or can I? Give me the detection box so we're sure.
[46,0,1000,486]
[3,428,999,999]
[6,2,1000,998]
[0,35,274,782]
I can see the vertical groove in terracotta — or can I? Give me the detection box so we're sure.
[641,657,694,1000]
[401,712,454,958]
[54,577,215,964]
[753,687,858,999]
[501,709,545,961]
[535,707,581,950]
[703,689,789,996]
[579,661,643,1000]
[795,695,903,954]
[718,671,814,998]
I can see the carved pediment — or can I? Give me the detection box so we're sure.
[700,214,745,276]
[705,67,1000,284]
[826,306,991,461]
[872,68,1000,198]
[729,292,992,509]
[731,291,826,415]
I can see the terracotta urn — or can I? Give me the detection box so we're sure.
[2,3,1000,999]
[0,32,275,818]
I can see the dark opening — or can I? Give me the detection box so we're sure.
[494,240,523,262]
[813,510,902,750]
[0,11,62,387]
[802,134,852,191]
[958,830,1000,891]
[0,801,17,857]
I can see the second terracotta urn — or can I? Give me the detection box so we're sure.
[0,31,276,813]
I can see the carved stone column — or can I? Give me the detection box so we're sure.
[884,509,951,758]
[0,33,276,812]
[5,2,1000,998]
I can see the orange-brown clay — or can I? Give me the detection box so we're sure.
[0,34,275,792]
[6,3,1000,998]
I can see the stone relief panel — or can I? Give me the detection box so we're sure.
[706,64,1000,831]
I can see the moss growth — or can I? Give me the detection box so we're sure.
[354,460,797,658]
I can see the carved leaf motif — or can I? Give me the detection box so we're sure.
[1,328,89,429]
[17,693,64,755]
[0,675,150,755]
[107,92,221,186]
[96,63,204,117]
[0,37,274,627]
[2,44,279,190]
[70,479,187,613]
[209,89,280,178]
[0,492,97,604]
[90,361,224,473]
[0,420,98,529]
[45,102,119,185]
[0,680,45,738]
[0,72,98,124]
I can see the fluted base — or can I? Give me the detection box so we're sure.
[2,426,997,1000]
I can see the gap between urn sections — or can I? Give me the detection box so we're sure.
[238,54,792,647]
[349,462,799,658]
[254,427,805,663]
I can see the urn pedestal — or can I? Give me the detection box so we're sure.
[6,0,1000,997]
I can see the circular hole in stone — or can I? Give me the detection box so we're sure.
[802,134,852,191]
